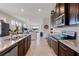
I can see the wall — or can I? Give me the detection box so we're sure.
[42,16,51,38]
[0,10,12,23]
[0,10,26,31]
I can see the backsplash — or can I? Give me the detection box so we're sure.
[53,26,79,40]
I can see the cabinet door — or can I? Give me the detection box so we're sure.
[29,35,31,47]
[75,4,79,24]
[76,53,79,56]
[51,39,58,55]
[69,4,76,25]
[59,46,66,56]
[18,40,24,56]
[59,3,65,15]
[56,4,60,17]
[27,35,31,49]
[25,38,28,53]
[59,42,76,56]
[18,44,23,56]
[23,40,25,55]
[27,36,30,49]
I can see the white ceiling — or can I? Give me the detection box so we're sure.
[0,3,56,25]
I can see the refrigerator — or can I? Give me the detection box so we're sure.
[0,21,9,37]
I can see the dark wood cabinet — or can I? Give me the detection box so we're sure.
[25,38,28,54]
[55,3,65,16]
[59,3,65,15]
[75,4,79,24]
[54,3,79,27]
[47,37,79,56]
[68,3,76,25]
[51,39,58,55]
[59,42,76,56]
[18,39,25,56]
[59,45,66,56]
[47,36,79,56]
[76,53,79,56]
[27,35,31,49]
[47,37,58,55]
[18,35,31,56]
[55,4,60,17]
[54,3,69,27]
[67,3,79,25]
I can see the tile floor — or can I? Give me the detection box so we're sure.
[26,33,56,56]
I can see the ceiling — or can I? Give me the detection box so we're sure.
[0,3,56,25]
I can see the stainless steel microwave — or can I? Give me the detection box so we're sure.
[55,14,65,27]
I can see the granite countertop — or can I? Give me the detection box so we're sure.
[0,33,31,54]
[50,35,79,53]
[59,40,79,53]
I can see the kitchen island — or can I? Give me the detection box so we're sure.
[0,34,31,56]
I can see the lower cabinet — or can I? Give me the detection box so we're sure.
[58,42,76,56]
[18,39,25,56]
[47,37,58,55]
[27,35,31,50]
[76,53,79,56]
[3,35,31,56]
[51,39,58,55]
[59,46,66,56]
[25,38,28,54]
[47,37,79,56]
[18,35,31,56]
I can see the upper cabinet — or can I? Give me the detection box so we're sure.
[55,4,60,17]
[68,4,77,25]
[59,3,65,15]
[51,3,79,27]
[53,3,69,27]
[68,3,79,25]
[55,3,65,17]
[75,4,79,24]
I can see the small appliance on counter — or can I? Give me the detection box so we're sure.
[0,20,9,37]
[61,31,77,40]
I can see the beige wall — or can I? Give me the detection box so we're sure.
[0,10,25,30]
[42,16,51,38]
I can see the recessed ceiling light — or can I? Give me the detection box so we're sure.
[21,8,24,12]
[38,8,41,12]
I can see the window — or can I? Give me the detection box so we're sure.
[11,20,16,25]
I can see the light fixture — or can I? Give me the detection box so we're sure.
[21,8,24,12]
[38,8,41,12]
